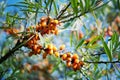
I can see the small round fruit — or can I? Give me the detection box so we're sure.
[54,52,59,57]
[59,44,65,50]
[74,59,79,63]
[72,53,79,59]
[67,61,71,67]
[62,54,67,60]
[47,44,53,50]
[108,31,113,36]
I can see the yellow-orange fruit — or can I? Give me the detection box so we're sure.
[79,32,84,39]
[66,52,71,57]
[107,26,112,31]
[54,52,59,57]
[30,40,34,44]
[59,44,65,50]
[76,63,81,70]
[62,54,67,60]
[74,59,79,63]
[33,45,38,51]
[41,17,47,21]
[67,57,72,61]
[67,61,71,67]
[108,31,113,36]
[48,50,53,55]
[47,44,53,50]
[36,49,41,53]
[27,28,30,31]
[72,63,77,70]
[41,21,47,27]
[54,20,59,24]
[53,46,57,52]
[72,54,79,59]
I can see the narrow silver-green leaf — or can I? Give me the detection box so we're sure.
[100,36,112,61]
[75,38,84,50]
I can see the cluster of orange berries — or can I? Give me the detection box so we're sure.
[42,44,65,59]
[4,28,19,35]
[25,16,60,56]
[36,16,60,35]
[104,26,113,36]
[23,60,53,73]
[25,33,42,56]
[61,53,84,71]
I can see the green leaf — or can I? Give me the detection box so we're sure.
[53,0,58,16]
[79,0,84,13]
[66,71,76,76]
[85,0,90,11]
[70,0,78,15]
[70,31,73,47]
[100,36,112,61]
[52,61,61,73]
[62,22,71,29]
[75,38,84,50]
[87,36,100,47]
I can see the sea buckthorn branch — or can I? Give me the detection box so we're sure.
[0,35,35,64]
[60,1,110,23]
[84,60,120,64]
[48,0,53,15]
[56,2,71,20]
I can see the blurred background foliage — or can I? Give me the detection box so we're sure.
[0,0,120,80]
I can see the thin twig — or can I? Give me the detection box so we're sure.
[84,60,120,64]
[60,1,110,23]
[48,0,53,15]
[0,35,35,64]
[56,2,71,20]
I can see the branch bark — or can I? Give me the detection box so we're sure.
[84,60,120,64]
[0,35,34,64]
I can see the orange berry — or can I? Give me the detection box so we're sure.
[47,44,53,50]
[30,40,34,44]
[59,44,65,50]
[79,32,84,39]
[67,61,71,67]
[108,31,113,36]
[76,63,81,70]
[48,50,53,55]
[74,59,79,63]
[36,49,41,53]
[33,45,38,51]
[72,63,77,70]
[53,46,57,52]
[72,53,79,59]
[54,20,59,24]
[66,52,71,57]
[41,21,47,27]
[54,52,59,57]
[62,54,67,60]
[41,17,47,21]
[67,57,72,61]
[107,26,112,31]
